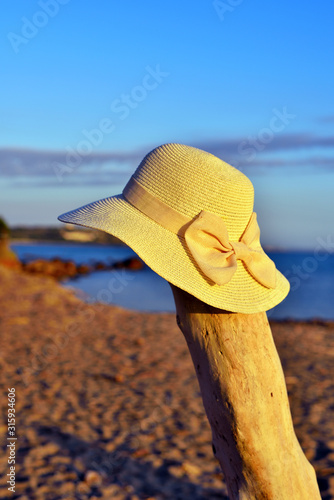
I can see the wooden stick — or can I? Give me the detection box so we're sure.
[170,284,321,500]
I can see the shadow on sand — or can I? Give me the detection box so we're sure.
[17,424,229,499]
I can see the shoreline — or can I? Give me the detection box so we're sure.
[8,260,334,323]
[10,238,126,246]
[11,238,319,253]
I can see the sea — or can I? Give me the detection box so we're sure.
[11,242,334,321]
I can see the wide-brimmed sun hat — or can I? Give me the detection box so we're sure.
[58,143,289,313]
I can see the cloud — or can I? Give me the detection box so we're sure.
[237,156,334,170]
[12,170,132,188]
[194,132,334,161]
[0,147,144,177]
[1,131,334,187]
[316,115,334,124]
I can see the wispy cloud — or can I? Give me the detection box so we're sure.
[0,147,143,177]
[1,131,334,187]
[194,132,334,160]
[12,170,133,188]
[316,115,334,124]
[235,156,334,169]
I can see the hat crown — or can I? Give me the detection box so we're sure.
[131,143,254,241]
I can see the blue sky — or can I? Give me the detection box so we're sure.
[0,0,333,249]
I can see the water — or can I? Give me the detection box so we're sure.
[12,242,334,320]
[13,241,136,265]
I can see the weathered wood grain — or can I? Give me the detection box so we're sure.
[171,284,321,499]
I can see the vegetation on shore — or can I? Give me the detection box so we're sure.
[0,216,20,268]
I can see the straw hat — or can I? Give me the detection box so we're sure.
[58,143,289,313]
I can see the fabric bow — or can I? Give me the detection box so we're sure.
[184,211,276,288]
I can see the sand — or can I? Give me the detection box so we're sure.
[0,266,333,499]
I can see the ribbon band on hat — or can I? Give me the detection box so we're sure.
[123,177,276,289]
[123,177,191,234]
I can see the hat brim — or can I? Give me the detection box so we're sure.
[58,194,290,313]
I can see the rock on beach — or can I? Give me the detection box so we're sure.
[0,266,333,499]
[20,256,144,280]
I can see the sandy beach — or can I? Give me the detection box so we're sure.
[0,266,333,499]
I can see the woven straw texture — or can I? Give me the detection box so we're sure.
[58,144,290,313]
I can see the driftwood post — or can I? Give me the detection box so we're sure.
[171,285,321,500]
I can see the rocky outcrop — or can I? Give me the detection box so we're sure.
[20,256,144,280]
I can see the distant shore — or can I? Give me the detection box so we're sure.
[10,225,301,252]
[10,225,126,245]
